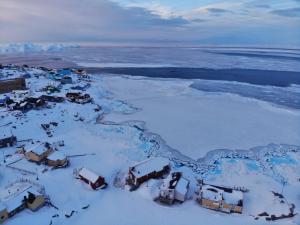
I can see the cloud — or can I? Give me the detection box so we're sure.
[0,0,190,43]
[206,8,230,14]
[271,7,300,17]
[0,0,299,47]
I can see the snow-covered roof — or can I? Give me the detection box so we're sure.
[0,202,6,211]
[47,151,66,161]
[176,177,189,195]
[79,168,99,183]
[0,127,14,139]
[201,184,243,204]
[201,185,223,201]
[223,190,243,205]
[4,186,41,212]
[26,143,49,155]
[130,157,169,178]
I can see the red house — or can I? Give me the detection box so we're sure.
[77,168,107,190]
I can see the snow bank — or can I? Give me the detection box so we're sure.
[0,43,79,54]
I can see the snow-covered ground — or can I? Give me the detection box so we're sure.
[103,75,300,159]
[0,66,299,225]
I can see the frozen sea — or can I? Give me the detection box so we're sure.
[1,46,300,225]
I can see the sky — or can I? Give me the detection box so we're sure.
[0,0,299,47]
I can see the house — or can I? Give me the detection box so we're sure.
[0,186,46,223]
[24,143,53,163]
[0,129,17,148]
[158,172,190,204]
[75,168,107,190]
[0,78,26,94]
[197,183,243,214]
[45,151,69,168]
[0,203,8,224]
[66,92,92,104]
[40,95,64,103]
[126,158,170,190]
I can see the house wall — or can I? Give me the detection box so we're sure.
[199,198,242,214]
[0,136,17,148]
[199,199,220,210]
[159,189,175,204]
[135,166,170,185]
[46,158,67,167]
[0,209,8,224]
[91,177,105,190]
[25,152,42,162]
[175,190,186,202]
[233,205,243,214]
[7,204,26,218]
[0,78,26,94]
[27,196,45,212]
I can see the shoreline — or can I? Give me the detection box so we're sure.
[85,67,300,87]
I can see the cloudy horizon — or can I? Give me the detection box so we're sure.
[0,0,299,47]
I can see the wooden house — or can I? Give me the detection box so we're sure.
[76,168,107,190]
[158,172,190,204]
[45,151,69,168]
[126,158,170,189]
[197,183,243,214]
[1,187,46,223]
[0,78,26,94]
[0,129,17,149]
[24,143,53,163]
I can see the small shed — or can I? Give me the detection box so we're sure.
[25,143,53,163]
[159,172,189,204]
[76,168,107,190]
[197,183,243,214]
[0,129,17,148]
[46,151,69,168]
[127,158,170,189]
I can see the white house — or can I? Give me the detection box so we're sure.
[197,183,243,214]
[158,172,189,204]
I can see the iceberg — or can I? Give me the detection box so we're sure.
[0,42,79,54]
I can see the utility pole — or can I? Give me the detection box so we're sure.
[281,179,287,195]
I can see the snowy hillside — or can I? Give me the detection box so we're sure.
[0,65,299,225]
